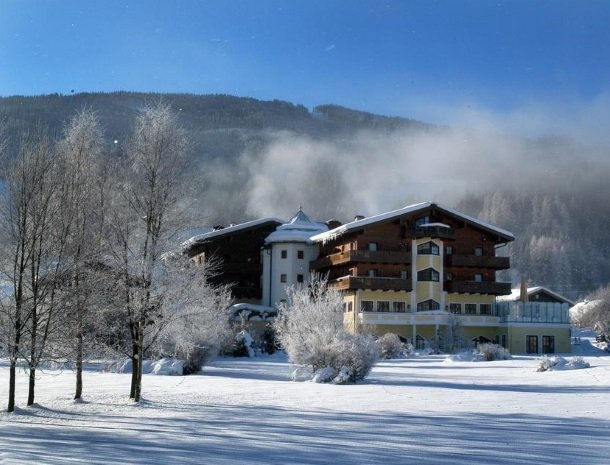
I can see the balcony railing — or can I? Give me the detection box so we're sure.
[445,255,510,269]
[330,276,412,292]
[410,226,455,240]
[311,250,411,269]
[444,280,512,295]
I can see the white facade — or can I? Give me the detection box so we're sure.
[262,209,327,307]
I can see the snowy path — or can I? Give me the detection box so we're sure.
[1,354,609,464]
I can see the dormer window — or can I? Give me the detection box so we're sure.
[417,241,439,255]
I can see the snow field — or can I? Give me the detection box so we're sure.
[1,353,609,465]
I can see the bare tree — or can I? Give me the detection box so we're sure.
[55,108,105,400]
[0,127,68,411]
[105,101,189,401]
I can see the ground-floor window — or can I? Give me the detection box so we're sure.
[449,303,462,314]
[480,304,492,315]
[465,303,477,314]
[392,301,406,312]
[501,334,507,348]
[542,335,555,354]
[361,300,374,312]
[416,335,425,350]
[377,301,390,312]
[526,335,539,354]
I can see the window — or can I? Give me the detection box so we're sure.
[297,250,304,259]
[474,246,483,256]
[449,303,462,314]
[280,274,287,283]
[474,273,483,282]
[480,304,492,315]
[297,274,304,283]
[347,302,353,312]
[361,300,374,312]
[417,268,439,282]
[367,269,378,277]
[400,270,408,279]
[393,301,406,312]
[501,335,507,348]
[368,242,378,251]
[417,241,439,255]
[417,299,440,311]
[527,335,539,354]
[377,301,390,312]
[415,335,425,350]
[415,216,431,227]
[465,304,477,314]
[446,245,454,255]
[542,336,555,354]
[446,272,453,281]
[281,250,287,259]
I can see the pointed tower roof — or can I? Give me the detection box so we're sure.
[265,208,327,244]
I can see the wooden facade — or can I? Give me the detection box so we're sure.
[184,219,282,302]
[311,204,512,296]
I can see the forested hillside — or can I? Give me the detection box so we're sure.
[1,92,608,298]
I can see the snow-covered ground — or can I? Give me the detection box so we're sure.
[1,343,609,464]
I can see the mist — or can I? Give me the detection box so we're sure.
[238,99,610,222]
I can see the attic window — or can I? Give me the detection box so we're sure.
[415,216,431,227]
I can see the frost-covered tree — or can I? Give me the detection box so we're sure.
[0,127,70,411]
[274,276,378,383]
[441,314,468,354]
[55,108,106,400]
[105,101,190,401]
[155,254,232,374]
[581,284,610,335]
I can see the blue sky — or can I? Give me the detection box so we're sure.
[1,0,609,124]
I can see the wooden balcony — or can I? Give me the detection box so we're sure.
[444,280,512,295]
[311,250,411,269]
[330,276,412,292]
[445,255,510,269]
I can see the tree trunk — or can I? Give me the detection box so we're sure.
[8,359,17,413]
[74,318,83,400]
[134,321,144,402]
[27,366,36,406]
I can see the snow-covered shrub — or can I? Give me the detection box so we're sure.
[377,333,404,359]
[274,275,378,383]
[537,355,590,372]
[234,330,256,357]
[312,367,337,383]
[475,343,512,361]
[182,346,216,374]
[332,332,378,382]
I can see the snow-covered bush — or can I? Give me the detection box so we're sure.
[233,330,256,357]
[274,276,378,383]
[537,355,590,372]
[377,333,404,359]
[475,343,512,361]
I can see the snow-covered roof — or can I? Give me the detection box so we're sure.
[181,217,284,249]
[265,209,327,245]
[310,201,514,243]
[498,286,575,306]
